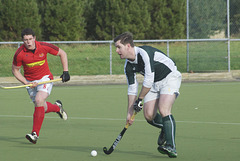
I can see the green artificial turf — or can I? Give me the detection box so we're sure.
[0,82,240,161]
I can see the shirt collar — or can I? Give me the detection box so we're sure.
[128,46,138,63]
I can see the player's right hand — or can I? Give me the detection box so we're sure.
[126,112,134,126]
[29,82,38,88]
[61,71,70,82]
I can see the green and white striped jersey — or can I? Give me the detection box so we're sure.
[125,46,178,95]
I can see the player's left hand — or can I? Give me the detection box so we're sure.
[133,98,143,112]
[61,71,70,82]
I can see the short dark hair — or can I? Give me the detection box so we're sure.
[21,28,35,38]
[114,32,134,47]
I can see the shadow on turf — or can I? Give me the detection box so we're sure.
[0,135,167,158]
[15,144,166,158]
[0,136,29,144]
[114,149,166,158]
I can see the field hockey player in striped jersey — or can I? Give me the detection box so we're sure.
[114,32,182,158]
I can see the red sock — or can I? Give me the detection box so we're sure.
[45,102,60,113]
[32,106,45,136]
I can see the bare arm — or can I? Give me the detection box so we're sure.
[57,48,68,71]
[126,85,150,126]
[138,85,151,100]
[12,64,28,85]
[12,64,38,88]
[126,95,137,126]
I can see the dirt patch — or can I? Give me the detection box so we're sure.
[1,71,240,87]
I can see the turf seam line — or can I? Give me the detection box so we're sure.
[0,115,240,125]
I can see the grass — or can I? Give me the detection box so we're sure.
[1,41,240,77]
[0,82,240,161]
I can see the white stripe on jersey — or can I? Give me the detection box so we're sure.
[136,47,155,88]
[153,51,177,72]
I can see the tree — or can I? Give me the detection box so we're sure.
[230,0,240,37]
[127,0,151,39]
[0,2,3,41]
[38,0,86,41]
[83,0,98,40]
[0,0,41,41]
[189,0,226,39]
[88,0,151,40]
[147,0,186,39]
[90,0,130,40]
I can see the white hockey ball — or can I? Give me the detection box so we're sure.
[91,150,97,157]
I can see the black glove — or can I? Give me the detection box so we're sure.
[133,98,143,112]
[60,71,70,82]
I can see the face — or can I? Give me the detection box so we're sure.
[23,35,36,50]
[115,40,131,59]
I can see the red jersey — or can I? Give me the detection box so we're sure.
[13,41,59,81]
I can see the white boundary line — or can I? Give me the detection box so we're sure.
[182,81,240,87]
[0,114,240,125]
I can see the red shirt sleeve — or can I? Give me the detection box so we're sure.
[13,46,24,66]
[39,42,59,56]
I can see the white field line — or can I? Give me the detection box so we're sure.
[182,82,240,87]
[0,114,240,125]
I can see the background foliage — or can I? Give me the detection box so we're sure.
[230,0,240,37]
[90,0,151,40]
[0,0,41,41]
[37,0,86,41]
[0,0,239,41]
[147,0,186,39]
[189,0,227,39]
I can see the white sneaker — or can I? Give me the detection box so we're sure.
[55,100,68,120]
[26,132,38,144]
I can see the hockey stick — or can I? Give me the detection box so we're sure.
[1,78,62,89]
[103,111,137,155]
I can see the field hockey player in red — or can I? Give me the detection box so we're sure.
[12,28,70,144]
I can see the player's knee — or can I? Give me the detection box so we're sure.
[34,98,45,107]
[144,111,155,122]
[159,108,171,117]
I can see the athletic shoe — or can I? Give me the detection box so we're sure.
[26,132,38,144]
[158,144,177,158]
[55,100,68,120]
[157,145,168,155]
[158,129,166,146]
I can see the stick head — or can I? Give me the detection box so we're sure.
[103,147,113,155]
